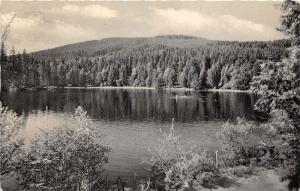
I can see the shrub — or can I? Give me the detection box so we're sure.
[0,102,24,179]
[218,111,297,169]
[164,149,220,190]
[148,120,181,190]
[148,119,222,190]
[18,107,110,191]
[0,103,24,191]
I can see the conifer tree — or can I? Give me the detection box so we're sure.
[207,61,221,89]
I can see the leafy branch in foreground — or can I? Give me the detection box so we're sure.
[0,103,24,179]
[18,107,111,191]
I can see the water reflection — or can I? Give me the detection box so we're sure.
[0,89,259,185]
[0,89,258,122]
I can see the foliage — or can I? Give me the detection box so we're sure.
[218,114,297,169]
[207,61,221,89]
[217,1,300,189]
[148,120,181,190]
[0,103,24,178]
[1,36,290,90]
[250,47,300,188]
[251,48,300,117]
[163,149,220,190]
[250,2,300,186]
[18,107,111,191]
[233,62,259,90]
[79,68,86,86]
[148,119,222,190]
[198,56,210,89]
[278,0,300,44]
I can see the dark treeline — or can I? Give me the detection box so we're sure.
[0,36,291,91]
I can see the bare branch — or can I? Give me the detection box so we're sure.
[1,13,16,43]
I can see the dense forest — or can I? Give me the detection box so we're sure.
[0,35,291,91]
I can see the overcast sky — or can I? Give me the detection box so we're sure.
[0,1,285,52]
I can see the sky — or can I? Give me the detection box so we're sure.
[0,1,285,52]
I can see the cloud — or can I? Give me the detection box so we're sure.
[0,12,98,52]
[53,4,118,19]
[0,12,39,30]
[0,3,283,52]
[149,7,269,40]
[221,15,264,33]
[152,8,214,31]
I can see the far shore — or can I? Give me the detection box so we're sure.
[8,85,251,93]
[64,86,156,90]
[63,86,251,93]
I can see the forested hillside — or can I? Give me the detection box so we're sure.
[1,35,290,90]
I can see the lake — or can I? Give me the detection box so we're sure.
[0,88,258,185]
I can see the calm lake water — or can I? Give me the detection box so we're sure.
[0,88,258,184]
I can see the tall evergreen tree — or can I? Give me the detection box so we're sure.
[179,67,188,88]
[57,62,66,87]
[95,71,102,86]
[79,68,86,86]
[199,56,210,89]
[207,61,221,88]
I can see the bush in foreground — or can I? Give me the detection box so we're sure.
[0,103,24,188]
[218,110,297,174]
[18,107,110,191]
[148,120,225,191]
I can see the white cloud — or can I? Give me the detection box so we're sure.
[53,4,118,19]
[152,8,214,31]
[0,12,98,52]
[0,12,40,30]
[221,15,264,33]
[62,5,80,12]
[0,4,283,52]
[150,7,269,40]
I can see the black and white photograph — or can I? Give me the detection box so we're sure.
[0,0,299,190]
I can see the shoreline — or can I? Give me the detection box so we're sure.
[63,86,251,93]
[201,88,252,93]
[7,86,251,93]
[64,86,156,90]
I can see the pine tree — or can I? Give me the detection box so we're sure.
[167,68,176,87]
[107,65,117,86]
[199,56,210,89]
[57,62,66,87]
[101,68,108,85]
[50,61,58,86]
[136,62,146,86]
[179,67,188,88]
[190,73,200,89]
[66,66,80,86]
[155,72,164,88]
[79,68,86,86]
[207,62,221,89]
[130,67,138,86]
[20,50,28,86]
[86,71,93,86]
[118,65,127,86]
[95,71,102,86]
